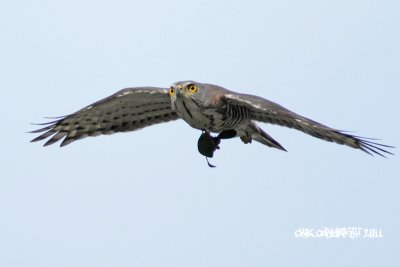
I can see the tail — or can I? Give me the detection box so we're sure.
[247,122,287,151]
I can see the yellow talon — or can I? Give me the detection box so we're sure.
[240,134,252,144]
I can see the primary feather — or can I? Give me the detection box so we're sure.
[31,87,179,146]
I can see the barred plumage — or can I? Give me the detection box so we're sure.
[31,87,179,147]
[221,103,251,130]
[31,80,393,160]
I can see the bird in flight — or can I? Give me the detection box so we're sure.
[31,81,393,166]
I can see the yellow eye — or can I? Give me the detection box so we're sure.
[169,87,175,96]
[188,84,197,93]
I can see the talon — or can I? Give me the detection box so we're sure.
[240,134,252,144]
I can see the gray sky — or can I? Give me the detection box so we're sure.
[1,0,399,266]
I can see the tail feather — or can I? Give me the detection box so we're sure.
[248,122,286,151]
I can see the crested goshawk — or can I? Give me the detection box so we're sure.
[31,81,392,166]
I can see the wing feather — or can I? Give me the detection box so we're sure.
[31,87,180,146]
[224,93,393,156]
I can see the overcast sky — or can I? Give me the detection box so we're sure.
[1,0,399,266]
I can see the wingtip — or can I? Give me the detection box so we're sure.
[358,139,394,158]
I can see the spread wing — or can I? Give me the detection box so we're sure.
[224,93,393,157]
[31,87,180,147]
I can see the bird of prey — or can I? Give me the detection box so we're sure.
[31,81,393,166]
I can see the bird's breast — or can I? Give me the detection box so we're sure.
[175,98,250,134]
[175,99,222,132]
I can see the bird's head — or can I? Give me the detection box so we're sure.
[169,80,201,110]
[168,80,227,112]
